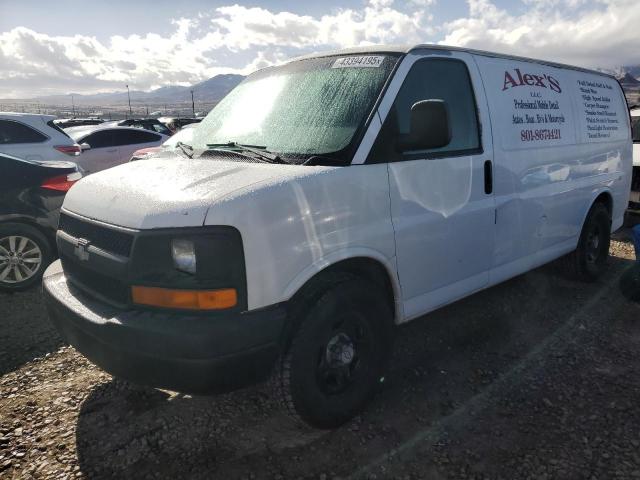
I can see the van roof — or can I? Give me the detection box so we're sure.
[290,44,616,79]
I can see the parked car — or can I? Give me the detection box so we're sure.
[65,125,168,174]
[44,45,632,428]
[0,153,81,291]
[101,118,172,136]
[630,107,640,209]
[54,118,104,129]
[0,113,81,161]
[129,123,197,161]
[158,117,202,133]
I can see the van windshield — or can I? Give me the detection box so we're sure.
[191,54,401,164]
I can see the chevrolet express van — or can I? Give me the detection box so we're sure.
[44,45,633,428]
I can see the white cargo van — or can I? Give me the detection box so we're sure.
[630,107,640,207]
[44,45,633,428]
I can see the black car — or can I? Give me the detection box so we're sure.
[54,118,104,129]
[104,119,172,136]
[0,153,82,291]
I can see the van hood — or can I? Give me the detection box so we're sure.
[62,155,310,229]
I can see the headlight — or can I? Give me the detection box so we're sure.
[171,239,196,274]
[129,227,247,311]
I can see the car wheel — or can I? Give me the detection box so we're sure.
[274,276,394,429]
[565,202,611,281]
[0,223,53,292]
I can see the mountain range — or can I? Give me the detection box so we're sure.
[18,64,640,107]
[619,72,640,87]
[32,74,245,106]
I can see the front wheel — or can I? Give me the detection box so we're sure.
[274,277,394,429]
[0,223,53,292]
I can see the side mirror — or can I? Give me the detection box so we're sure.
[80,143,91,151]
[398,99,452,152]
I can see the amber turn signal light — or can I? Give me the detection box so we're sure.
[131,286,237,310]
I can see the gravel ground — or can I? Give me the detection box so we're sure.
[1,231,639,479]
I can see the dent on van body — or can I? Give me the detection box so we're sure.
[203,163,399,314]
[370,50,498,321]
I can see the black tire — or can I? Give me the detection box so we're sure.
[564,202,611,281]
[0,223,53,292]
[274,276,394,429]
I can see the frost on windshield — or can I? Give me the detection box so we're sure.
[192,56,397,157]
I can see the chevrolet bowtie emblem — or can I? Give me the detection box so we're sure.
[74,238,91,261]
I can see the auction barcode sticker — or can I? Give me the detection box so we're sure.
[332,56,385,68]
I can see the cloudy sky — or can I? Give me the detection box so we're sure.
[0,0,638,98]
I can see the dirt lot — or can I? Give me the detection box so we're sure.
[1,232,639,479]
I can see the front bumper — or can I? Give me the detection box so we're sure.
[43,260,287,394]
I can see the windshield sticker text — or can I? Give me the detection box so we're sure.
[332,56,385,69]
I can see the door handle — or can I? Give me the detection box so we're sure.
[484,160,493,195]
[106,148,117,153]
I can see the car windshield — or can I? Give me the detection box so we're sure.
[191,54,401,163]
[632,116,640,142]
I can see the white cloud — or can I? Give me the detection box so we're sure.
[0,0,435,98]
[441,0,640,69]
[0,0,638,98]
[196,2,434,51]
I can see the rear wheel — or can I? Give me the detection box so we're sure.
[274,277,394,429]
[0,223,52,292]
[564,202,611,281]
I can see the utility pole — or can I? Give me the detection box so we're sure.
[126,84,132,118]
[191,90,195,117]
[71,94,76,118]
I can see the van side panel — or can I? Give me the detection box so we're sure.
[566,69,632,231]
[203,164,401,317]
[473,55,632,284]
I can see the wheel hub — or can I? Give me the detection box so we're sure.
[0,235,42,284]
[326,333,356,367]
[586,227,602,263]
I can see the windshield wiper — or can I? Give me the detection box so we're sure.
[205,142,289,164]
[175,141,194,159]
